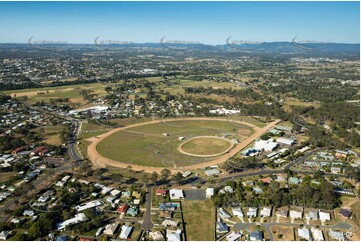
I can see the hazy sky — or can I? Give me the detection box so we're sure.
[0,1,359,44]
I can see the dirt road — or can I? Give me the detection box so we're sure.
[86,117,281,173]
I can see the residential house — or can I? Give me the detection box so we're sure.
[226,232,242,241]
[319,211,331,222]
[298,228,311,240]
[0,231,10,240]
[156,189,167,196]
[276,137,296,146]
[126,206,139,217]
[231,207,244,218]
[150,231,164,241]
[249,231,263,241]
[290,207,303,220]
[247,207,258,218]
[103,223,119,236]
[119,225,133,240]
[311,228,324,241]
[335,150,349,159]
[110,189,121,197]
[166,229,182,241]
[116,204,128,214]
[56,213,87,230]
[159,202,178,211]
[260,207,272,217]
[204,168,221,176]
[75,200,103,212]
[305,210,318,221]
[132,191,142,199]
[162,219,178,227]
[339,208,352,218]
[206,188,214,198]
[216,219,229,233]
[218,208,231,219]
[328,230,345,241]
[169,189,184,200]
[23,210,35,217]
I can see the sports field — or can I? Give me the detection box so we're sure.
[96,119,252,167]
[87,117,280,173]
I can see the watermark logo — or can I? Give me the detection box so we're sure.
[28,36,69,52]
[94,36,134,51]
[226,36,265,51]
[160,36,200,50]
[291,36,332,51]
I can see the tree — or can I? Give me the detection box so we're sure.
[173,172,183,183]
[151,172,158,185]
[161,169,171,181]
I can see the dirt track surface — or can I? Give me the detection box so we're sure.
[87,117,281,174]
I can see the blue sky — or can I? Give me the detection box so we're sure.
[0,1,359,44]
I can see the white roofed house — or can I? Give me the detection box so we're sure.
[119,225,133,240]
[253,139,278,152]
[231,207,244,218]
[298,228,311,241]
[247,207,258,218]
[0,231,10,240]
[260,207,272,217]
[226,231,242,241]
[328,230,345,241]
[276,137,296,146]
[218,208,231,219]
[305,210,318,221]
[169,189,184,200]
[103,223,119,236]
[56,213,87,230]
[319,211,331,224]
[290,207,303,223]
[311,228,324,241]
[206,188,214,198]
[166,229,182,241]
[110,189,121,197]
[75,200,103,212]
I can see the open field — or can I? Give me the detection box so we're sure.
[96,119,252,167]
[86,117,280,173]
[270,225,295,241]
[182,199,215,241]
[4,83,108,106]
[179,136,233,156]
[34,125,63,145]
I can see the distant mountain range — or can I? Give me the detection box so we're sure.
[0,42,359,59]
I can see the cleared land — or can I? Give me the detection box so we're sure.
[5,83,107,106]
[87,117,280,173]
[182,199,215,241]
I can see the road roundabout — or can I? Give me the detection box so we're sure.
[86,117,281,174]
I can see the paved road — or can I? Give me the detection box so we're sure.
[142,185,154,230]
[68,119,83,162]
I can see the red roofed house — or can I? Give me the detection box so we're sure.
[79,237,93,241]
[116,204,128,214]
[12,146,25,155]
[156,189,168,196]
[259,177,273,184]
[31,146,47,156]
[39,149,49,156]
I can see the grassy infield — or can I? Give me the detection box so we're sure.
[96,119,254,167]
